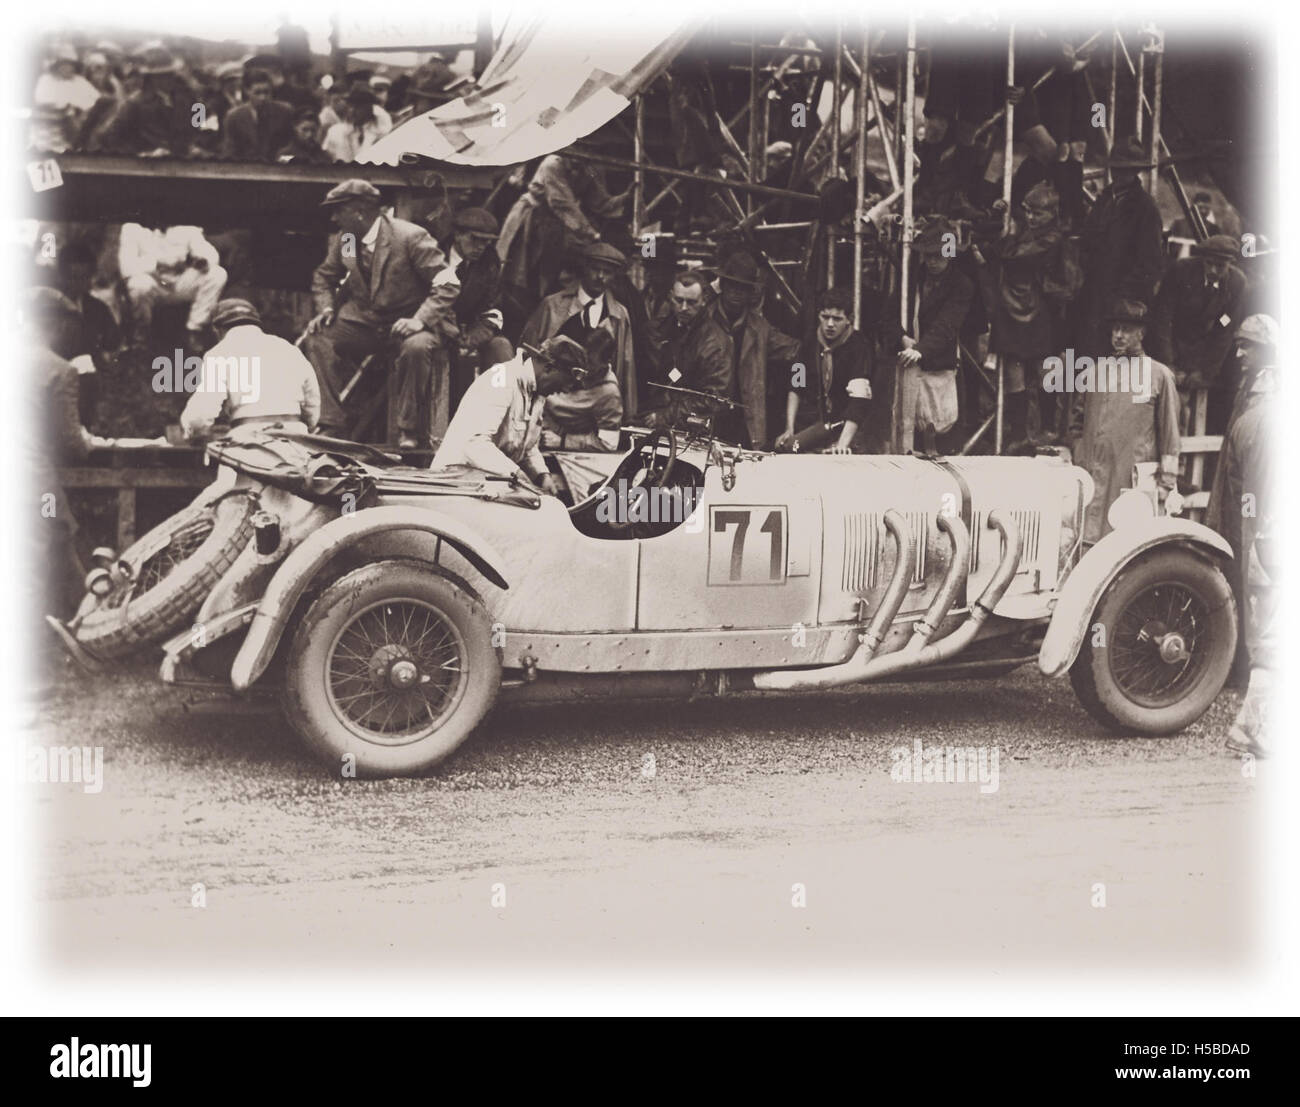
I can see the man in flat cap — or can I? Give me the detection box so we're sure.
[304,179,458,447]
[1075,136,1165,358]
[891,220,975,454]
[1148,233,1247,429]
[1069,298,1181,543]
[436,207,512,408]
[179,299,320,440]
[521,240,636,425]
[432,335,590,497]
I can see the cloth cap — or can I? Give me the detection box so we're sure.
[579,241,627,268]
[535,335,589,375]
[320,179,382,206]
[453,207,499,235]
[1191,234,1239,262]
[1106,298,1148,325]
[210,298,262,330]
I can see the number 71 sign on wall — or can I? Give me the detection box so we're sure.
[708,506,788,586]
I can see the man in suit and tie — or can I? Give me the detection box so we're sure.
[304,179,459,446]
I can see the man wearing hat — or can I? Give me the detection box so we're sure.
[496,154,628,338]
[1076,135,1165,357]
[892,219,976,454]
[431,335,590,497]
[1148,233,1246,428]
[305,180,459,447]
[521,240,637,423]
[436,207,510,407]
[1069,298,1181,543]
[179,299,320,440]
[100,44,195,157]
[706,251,801,447]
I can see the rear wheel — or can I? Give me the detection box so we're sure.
[282,560,501,777]
[1070,548,1236,734]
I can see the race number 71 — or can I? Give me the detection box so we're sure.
[708,506,787,585]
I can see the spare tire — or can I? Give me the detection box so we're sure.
[73,491,257,659]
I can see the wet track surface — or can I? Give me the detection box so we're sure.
[27,658,1261,978]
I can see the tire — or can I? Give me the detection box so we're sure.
[282,560,501,777]
[73,492,257,659]
[1069,548,1237,735]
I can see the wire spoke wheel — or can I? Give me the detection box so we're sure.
[326,598,466,744]
[284,560,502,777]
[1070,549,1236,735]
[1107,582,1208,708]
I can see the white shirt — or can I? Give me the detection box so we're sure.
[180,325,321,438]
[575,285,605,328]
[432,353,545,478]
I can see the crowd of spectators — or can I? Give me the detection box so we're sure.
[27,33,460,163]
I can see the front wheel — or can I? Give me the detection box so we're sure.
[1069,548,1237,735]
[282,560,501,776]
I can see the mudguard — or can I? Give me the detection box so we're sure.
[229,506,509,691]
[1038,517,1233,677]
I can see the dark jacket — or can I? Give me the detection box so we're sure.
[1078,179,1164,350]
[894,262,976,373]
[100,88,190,155]
[791,330,874,430]
[1147,257,1247,388]
[222,99,294,161]
[647,303,734,418]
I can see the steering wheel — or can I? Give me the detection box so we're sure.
[638,427,678,488]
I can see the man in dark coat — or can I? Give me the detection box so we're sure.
[644,270,734,429]
[221,69,294,161]
[776,287,874,454]
[1075,136,1164,358]
[1147,233,1247,428]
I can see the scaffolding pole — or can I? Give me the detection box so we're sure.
[1147,26,1164,200]
[828,18,845,288]
[1107,28,1119,185]
[853,23,870,331]
[894,18,916,454]
[997,23,1015,455]
[632,93,645,238]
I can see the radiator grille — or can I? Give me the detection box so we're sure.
[841,512,881,592]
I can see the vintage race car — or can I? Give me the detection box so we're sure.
[52,422,1238,777]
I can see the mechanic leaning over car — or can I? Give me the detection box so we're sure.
[179,298,321,440]
[430,334,590,497]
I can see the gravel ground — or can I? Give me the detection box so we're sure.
[25,657,1261,979]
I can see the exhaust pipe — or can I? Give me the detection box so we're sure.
[904,513,969,652]
[753,509,1020,691]
[754,508,914,692]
